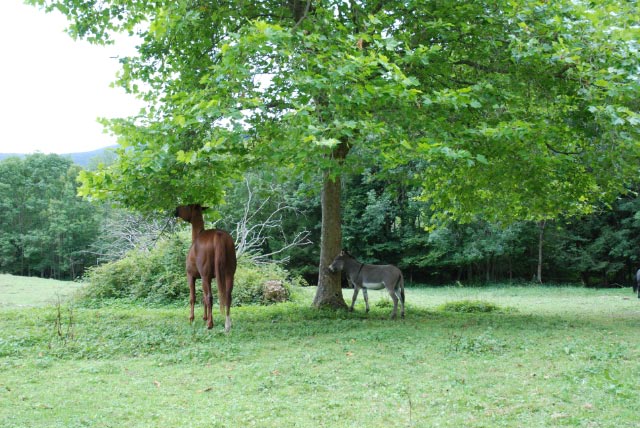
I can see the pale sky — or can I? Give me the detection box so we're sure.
[0,1,143,154]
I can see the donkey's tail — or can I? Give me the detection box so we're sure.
[399,273,405,304]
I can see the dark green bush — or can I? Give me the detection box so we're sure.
[81,233,300,306]
[437,300,511,314]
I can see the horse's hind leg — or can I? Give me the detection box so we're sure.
[188,275,196,323]
[202,277,214,329]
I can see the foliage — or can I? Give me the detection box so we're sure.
[81,232,298,306]
[437,300,510,314]
[24,0,635,222]
[1,286,639,426]
[545,194,640,286]
[81,234,186,302]
[8,150,639,287]
[213,173,313,264]
[88,207,179,263]
[310,161,640,285]
[0,154,100,279]
[408,1,640,223]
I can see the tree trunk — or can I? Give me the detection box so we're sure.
[313,143,349,309]
[486,256,491,282]
[536,220,546,283]
[313,170,348,309]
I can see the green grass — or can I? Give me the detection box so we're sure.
[0,274,82,308]
[1,282,639,427]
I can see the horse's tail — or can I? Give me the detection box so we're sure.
[214,236,228,316]
[216,266,226,316]
[214,232,237,316]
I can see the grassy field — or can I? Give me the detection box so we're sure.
[1,279,639,427]
[0,274,82,308]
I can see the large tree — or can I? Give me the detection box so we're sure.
[30,0,639,305]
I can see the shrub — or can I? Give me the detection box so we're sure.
[81,233,299,306]
[437,300,511,314]
[374,298,393,308]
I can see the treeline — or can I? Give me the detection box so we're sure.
[0,154,100,278]
[2,154,639,286]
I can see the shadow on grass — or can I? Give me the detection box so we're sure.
[231,299,615,339]
[2,293,635,362]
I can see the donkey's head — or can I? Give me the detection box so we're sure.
[328,250,352,273]
[174,204,208,223]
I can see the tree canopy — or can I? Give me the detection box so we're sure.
[28,0,638,218]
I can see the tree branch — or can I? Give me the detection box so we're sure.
[291,0,312,30]
[233,178,312,263]
[544,142,583,156]
[454,60,509,74]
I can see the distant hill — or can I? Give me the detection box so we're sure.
[0,145,116,168]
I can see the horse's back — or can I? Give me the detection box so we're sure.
[194,229,237,274]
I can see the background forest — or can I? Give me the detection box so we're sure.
[2,152,639,288]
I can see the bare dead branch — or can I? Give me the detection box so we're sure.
[233,177,312,263]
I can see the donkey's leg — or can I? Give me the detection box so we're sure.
[397,282,405,319]
[397,291,405,318]
[350,285,360,312]
[187,274,196,323]
[202,277,214,329]
[362,288,370,313]
[388,288,399,320]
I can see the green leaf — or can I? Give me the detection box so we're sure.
[476,154,488,165]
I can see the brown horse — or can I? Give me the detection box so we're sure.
[175,204,237,332]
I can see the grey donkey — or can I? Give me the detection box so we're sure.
[328,250,405,319]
